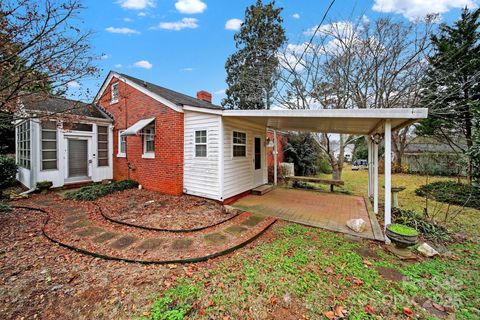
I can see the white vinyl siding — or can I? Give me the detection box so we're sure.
[223,117,267,199]
[183,111,221,200]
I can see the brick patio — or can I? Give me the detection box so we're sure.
[232,188,384,241]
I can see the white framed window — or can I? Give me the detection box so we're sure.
[41,121,57,170]
[17,121,31,169]
[111,82,119,103]
[195,130,207,157]
[117,130,126,157]
[97,126,109,166]
[142,125,155,158]
[232,131,246,157]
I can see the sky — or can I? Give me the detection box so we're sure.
[70,0,479,105]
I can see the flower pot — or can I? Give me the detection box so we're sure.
[386,224,418,249]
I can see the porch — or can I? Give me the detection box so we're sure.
[232,188,384,241]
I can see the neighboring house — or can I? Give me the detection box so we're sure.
[402,136,467,176]
[95,71,268,202]
[15,96,113,189]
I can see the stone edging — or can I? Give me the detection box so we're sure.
[97,204,241,233]
[12,205,277,265]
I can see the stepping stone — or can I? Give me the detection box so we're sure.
[65,220,90,229]
[172,238,193,250]
[241,215,264,227]
[65,214,86,224]
[76,226,104,237]
[225,225,247,235]
[110,235,137,250]
[136,239,164,251]
[92,232,117,244]
[204,232,227,244]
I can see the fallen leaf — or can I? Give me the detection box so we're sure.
[324,311,335,319]
[334,305,347,318]
[352,277,363,287]
[403,307,414,318]
[364,304,375,315]
[432,302,445,312]
[270,296,278,305]
[167,264,177,269]
[324,267,334,274]
[363,259,372,266]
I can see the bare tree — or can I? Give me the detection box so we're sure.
[0,0,99,116]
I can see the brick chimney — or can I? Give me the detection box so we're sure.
[196,90,212,103]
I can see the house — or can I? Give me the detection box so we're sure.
[15,95,113,189]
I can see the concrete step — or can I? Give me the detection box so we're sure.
[252,184,274,195]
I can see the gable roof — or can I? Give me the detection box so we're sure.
[118,73,222,110]
[22,95,112,121]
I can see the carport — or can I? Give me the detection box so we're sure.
[223,108,428,235]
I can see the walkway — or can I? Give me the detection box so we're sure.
[232,188,384,241]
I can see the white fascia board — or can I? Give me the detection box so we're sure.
[94,71,183,113]
[183,105,224,115]
[222,108,428,119]
[21,109,113,124]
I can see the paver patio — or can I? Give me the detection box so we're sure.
[232,188,384,240]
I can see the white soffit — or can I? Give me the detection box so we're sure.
[122,118,155,136]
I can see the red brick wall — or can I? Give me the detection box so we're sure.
[98,77,184,195]
[267,129,287,182]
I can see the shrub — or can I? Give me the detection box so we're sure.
[0,155,17,191]
[392,208,450,241]
[416,181,480,210]
[65,180,138,201]
[0,202,12,212]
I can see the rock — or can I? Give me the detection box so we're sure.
[144,200,155,206]
[417,242,439,257]
[346,218,366,233]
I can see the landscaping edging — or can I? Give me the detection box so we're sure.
[98,204,242,233]
[12,204,276,265]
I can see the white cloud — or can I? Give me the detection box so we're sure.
[105,27,140,34]
[123,17,133,22]
[372,0,478,21]
[175,0,207,14]
[304,20,357,37]
[67,81,80,89]
[138,12,147,17]
[181,67,194,71]
[292,13,300,19]
[214,89,226,95]
[225,18,242,31]
[117,0,155,10]
[100,54,109,60]
[114,64,123,68]
[151,18,199,31]
[133,60,153,69]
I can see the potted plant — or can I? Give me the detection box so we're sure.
[386,223,419,249]
[36,181,53,194]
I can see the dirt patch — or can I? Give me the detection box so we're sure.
[97,189,238,230]
[268,297,309,320]
[355,247,380,260]
[375,266,405,282]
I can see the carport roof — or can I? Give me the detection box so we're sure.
[220,108,428,134]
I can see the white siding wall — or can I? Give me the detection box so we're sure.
[223,117,267,199]
[183,111,222,200]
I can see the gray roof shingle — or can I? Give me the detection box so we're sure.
[119,73,222,110]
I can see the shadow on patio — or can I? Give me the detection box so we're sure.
[232,188,384,241]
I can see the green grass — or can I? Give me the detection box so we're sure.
[387,223,419,236]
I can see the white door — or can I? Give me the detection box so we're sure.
[253,136,263,186]
[65,137,91,180]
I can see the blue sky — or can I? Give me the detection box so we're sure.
[71,0,479,104]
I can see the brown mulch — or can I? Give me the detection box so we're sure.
[97,189,237,230]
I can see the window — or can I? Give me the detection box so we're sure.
[143,125,155,154]
[118,130,126,157]
[17,121,31,169]
[195,130,207,157]
[111,82,119,103]
[70,123,92,131]
[97,126,109,166]
[232,131,246,157]
[41,121,57,170]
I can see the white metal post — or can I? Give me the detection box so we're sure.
[273,129,278,185]
[373,140,379,215]
[367,136,372,198]
[384,120,392,228]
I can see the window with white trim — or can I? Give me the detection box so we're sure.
[111,82,119,103]
[232,131,246,157]
[195,130,207,157]
[143,125,155,154]
[118,130,126,157]
[17,121,30,169]
[41,121,57,170]
[97,126,109,166]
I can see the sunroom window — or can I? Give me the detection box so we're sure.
[41,121,57,170]
[97,126,109,166]
[17,121,30,169]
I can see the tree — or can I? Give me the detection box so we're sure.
[417,8,480,183]
[284,132,320,176]
[0,0,99,116]
[223,0,286,110]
